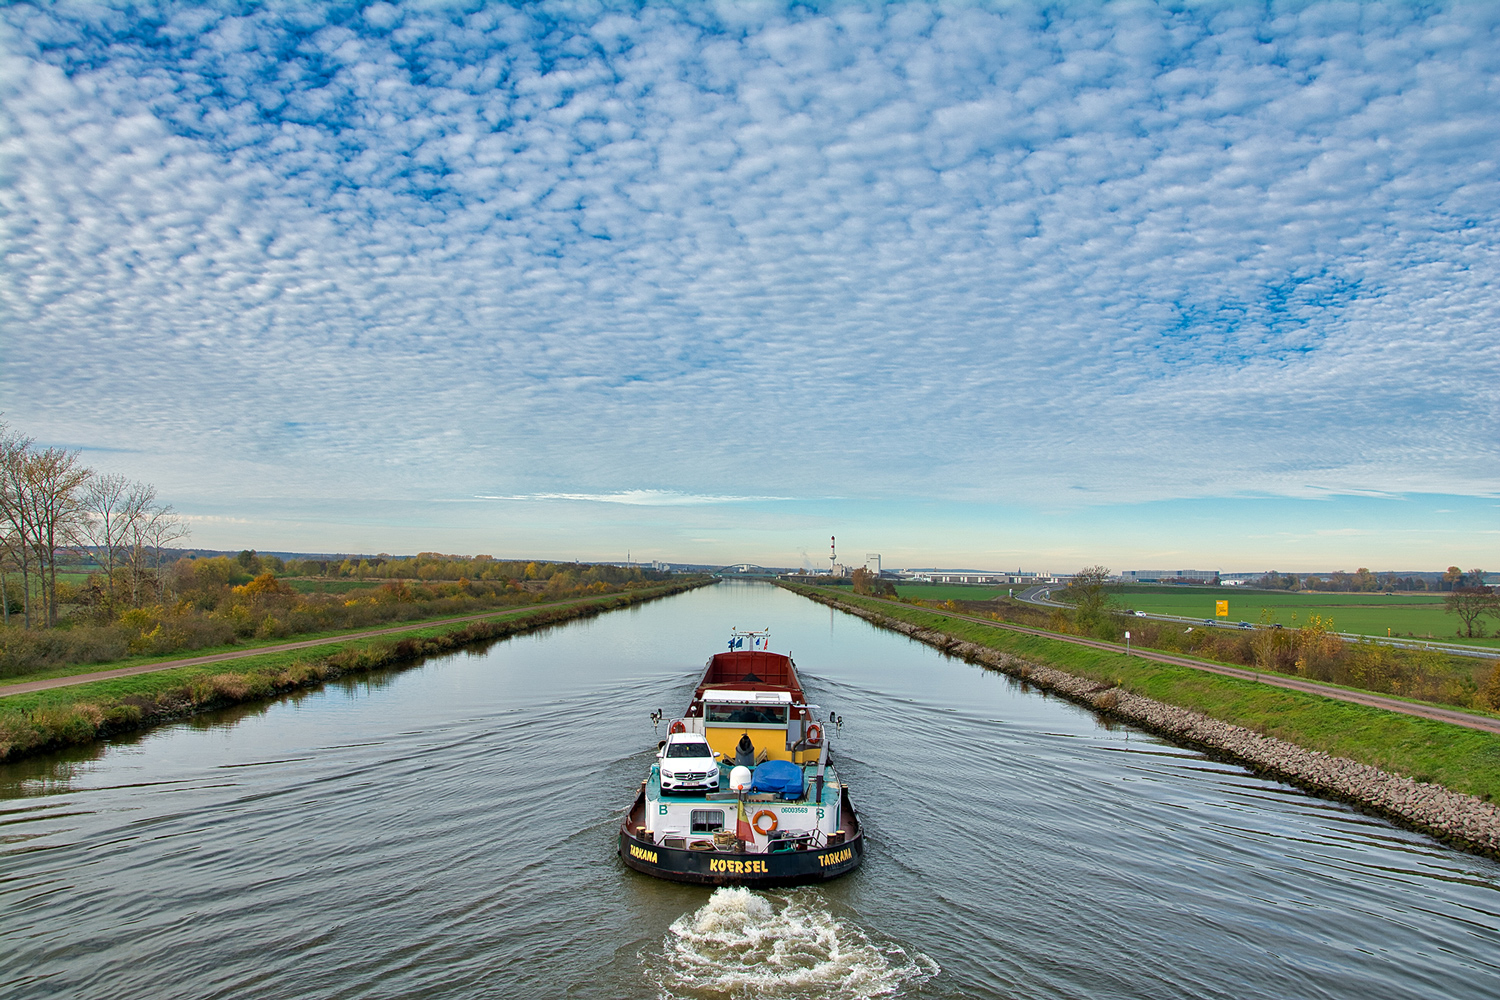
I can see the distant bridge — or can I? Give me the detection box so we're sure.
[710,564,782,578]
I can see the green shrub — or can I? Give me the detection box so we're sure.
[0,625,131,677]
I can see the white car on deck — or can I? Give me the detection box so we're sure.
[657,732,720,795]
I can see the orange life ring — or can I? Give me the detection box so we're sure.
[668,719,686,734]
[752,809,778,836]
[805,722,823,744]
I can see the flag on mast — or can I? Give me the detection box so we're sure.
[736,796,754,842]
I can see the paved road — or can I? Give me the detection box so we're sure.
[1017,585,1066,607]
[0,596,608,699]
[887,597,1500,736]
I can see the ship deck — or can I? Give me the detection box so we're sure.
[646,761,842,806]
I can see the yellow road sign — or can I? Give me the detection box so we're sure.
[1216,600,1228,617]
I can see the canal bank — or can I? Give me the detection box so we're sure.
[786,583,1500,859]
[0,578,711,763]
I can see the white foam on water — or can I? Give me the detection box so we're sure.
[644,887,938,999]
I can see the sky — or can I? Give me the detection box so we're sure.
[2,1,1497,573]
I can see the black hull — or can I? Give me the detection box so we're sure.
[618,787,864,887]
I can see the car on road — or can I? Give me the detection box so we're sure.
[1237,621,1252,629]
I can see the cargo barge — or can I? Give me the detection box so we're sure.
[618,629,863,886]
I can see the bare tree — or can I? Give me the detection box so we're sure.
[0,525,21,626]
[0,422,92,627]
[120,498,186,607]
[20,445,91,625]
[2,420,193,625]
[0,425,38,627]
[143,503,189,601]
[77,473,155,608]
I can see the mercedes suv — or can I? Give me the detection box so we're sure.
[657,733,721,795]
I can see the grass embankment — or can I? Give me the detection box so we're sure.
[0,579,709,764]
[896,584,1497,709]
[786,584,1500,803]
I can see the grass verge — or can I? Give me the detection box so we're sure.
[788,584,1500,803]
[0,580,708,764]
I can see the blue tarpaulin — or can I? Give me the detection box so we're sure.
[750,759,804,798]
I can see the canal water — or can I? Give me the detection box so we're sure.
[3,581,1498,999]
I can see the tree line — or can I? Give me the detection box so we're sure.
[1253,567,1487,592]
[1,421,186,629]
[270,552,668,586]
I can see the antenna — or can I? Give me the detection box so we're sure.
[830,535,836,574]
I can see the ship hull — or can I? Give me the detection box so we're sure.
[617,786,864,887]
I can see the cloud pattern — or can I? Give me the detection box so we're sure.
[3,1,1498,520]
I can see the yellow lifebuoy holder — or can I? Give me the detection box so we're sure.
[669,719,686,734]
[752,809,778,836]
[805,722,823,744]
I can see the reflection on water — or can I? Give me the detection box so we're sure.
[2,581,1498,1000]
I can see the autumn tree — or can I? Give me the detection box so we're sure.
[1067,566,1119,637]
[1443,586,1496,638]
[852,566,895,597]
[232,572,295,600]
[1483,662,1500,712]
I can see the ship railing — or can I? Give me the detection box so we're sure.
[637,826,836,854]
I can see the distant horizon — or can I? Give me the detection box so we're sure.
[123,546,1486,582]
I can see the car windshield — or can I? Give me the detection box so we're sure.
[666,742,712,758]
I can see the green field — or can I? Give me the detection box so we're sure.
[1113,587,1499,648]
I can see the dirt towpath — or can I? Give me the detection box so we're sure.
[0,597,599,699]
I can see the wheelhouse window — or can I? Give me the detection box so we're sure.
[705,704,788,725]
[666,741,712,758]
[690,810,725,834]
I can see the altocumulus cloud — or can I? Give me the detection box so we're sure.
[476,491,790,506]
[2,1,1497,512]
